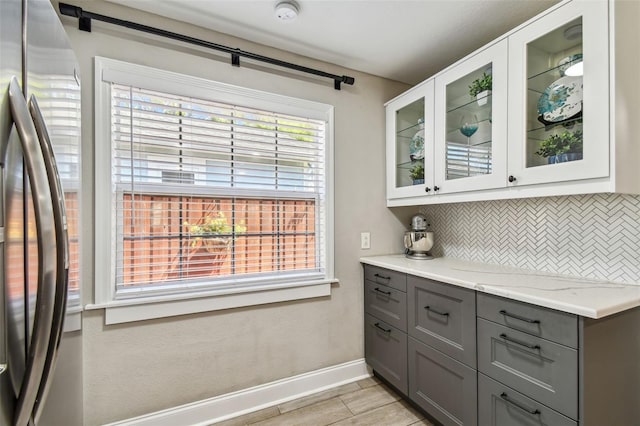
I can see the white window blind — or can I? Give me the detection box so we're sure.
[446,142,492,180]
[110,83,327,297]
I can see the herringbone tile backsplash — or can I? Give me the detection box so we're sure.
[420,193,640,284]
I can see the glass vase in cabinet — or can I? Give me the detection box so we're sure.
[507,0,608,187]
[385,80,435,200]
[434,39,508,194]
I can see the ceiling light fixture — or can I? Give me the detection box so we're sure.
[275,1,299,22]
[563,24,582,41]
[564,61,583,76]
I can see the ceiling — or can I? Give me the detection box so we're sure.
[104,0,560,85]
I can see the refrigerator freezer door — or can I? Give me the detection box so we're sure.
[28,96,70,424]
[8,76,58,426]
[26,1,83,424]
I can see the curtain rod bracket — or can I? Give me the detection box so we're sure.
[58,2,355,91]
[79,16,91,32]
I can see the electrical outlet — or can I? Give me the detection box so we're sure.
[360,232,371,249]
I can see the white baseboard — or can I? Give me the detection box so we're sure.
[107,359,370,426]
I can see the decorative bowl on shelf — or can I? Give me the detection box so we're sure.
[409,118,425,161]
[558,54,583,76]
[537,76,583,125]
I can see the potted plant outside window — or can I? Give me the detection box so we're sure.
[184,212,247,253]
[468,72,492,106]
[409,163,425,185]
[535,130,583,164]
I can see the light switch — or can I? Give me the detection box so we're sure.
[360,232,371,249]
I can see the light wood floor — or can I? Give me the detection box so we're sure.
[214,377,434,426]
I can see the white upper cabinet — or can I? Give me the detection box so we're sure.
[434,39,508,194]
[386,80,435,200]
[506,0,609,187]
[385,0,639,207]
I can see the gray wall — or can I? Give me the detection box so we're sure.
[53,0,412,423]
[421,193,640,284]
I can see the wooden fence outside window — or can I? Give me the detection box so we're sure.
[119,193,317,287]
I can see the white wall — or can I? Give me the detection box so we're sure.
[53,1,413,423]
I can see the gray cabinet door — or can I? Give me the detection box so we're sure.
[478,373,576,426]
[477,318,578,420]
[364,313,407,395]
[408,275,476,367]
[364,265,407,292]
[409,337,477,426]
[365,280,407,332]
[477,293,578,348]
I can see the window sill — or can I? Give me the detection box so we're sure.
[63,306,83,332]
[85,279,337,325]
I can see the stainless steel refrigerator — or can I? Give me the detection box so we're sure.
[1,0,82,424]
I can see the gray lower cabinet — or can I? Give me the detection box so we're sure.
[478,373,576,426]
[363,263,640,426]
[477,292,577,348]
[408,276,476,368]
[477,318,578,419]
[363,265,409,395]
[409,337,477,426]
[364,313,408,394]
[364,264,407,292]
[364,280,407,332]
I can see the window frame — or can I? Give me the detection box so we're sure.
[93,57,336,323]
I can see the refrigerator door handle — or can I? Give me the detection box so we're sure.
[8,76,57,426]
[27,95,70,425]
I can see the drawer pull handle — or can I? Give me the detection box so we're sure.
[499,333,540,350]
[374,287,391,296]
[374,323,391,333]
[500,392,541,415]
[499,310,540,324]
[374,273,391,280]
[424,306,449,317]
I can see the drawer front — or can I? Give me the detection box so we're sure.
[477,293,578,348]
[409,337,477,426]
[408,275,476,367]
[477,318,578,419]
[364,280,407,332]
[364,313,408,395]
[364,265,406,292]
[478,373,577,426]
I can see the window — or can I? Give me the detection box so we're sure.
[94,58,334,320]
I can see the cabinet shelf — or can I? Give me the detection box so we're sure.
[527,117,583,141]
[528,57,582,82]
[446,94,493,115]
[396,160,422,170]
[397,122,423,137]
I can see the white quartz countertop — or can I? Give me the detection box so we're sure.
[360,255,640,319]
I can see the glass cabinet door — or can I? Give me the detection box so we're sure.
[434,39,507,194]
[507,1,608,186]
[386,80,434,200]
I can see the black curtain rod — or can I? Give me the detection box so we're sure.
[59,3,355,90]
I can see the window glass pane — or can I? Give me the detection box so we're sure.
[110,83,326,294]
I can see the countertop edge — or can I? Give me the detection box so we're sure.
[360,256,640,319]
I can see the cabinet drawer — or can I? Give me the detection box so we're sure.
[477,318,578,419]
[409,337,477,426]
[364,313,407,395]
[478,373,576,426]
[364,265,406,292]
[364,280,407,332]
[477,293,577,348]
[408,275,476,367]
